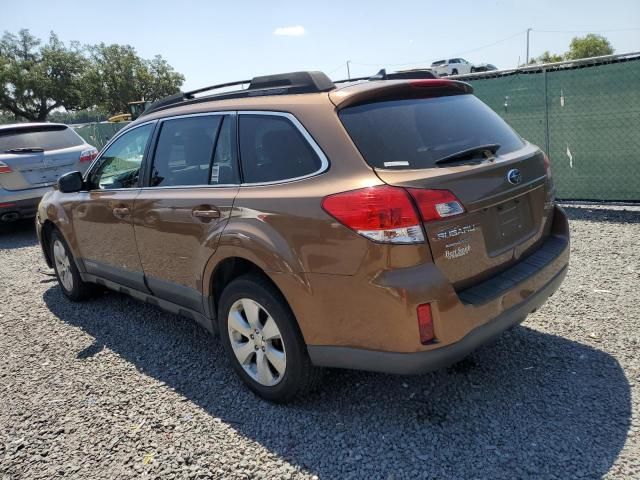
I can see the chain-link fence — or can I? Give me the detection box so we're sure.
[457,53,640,201]
[72,121,129,151]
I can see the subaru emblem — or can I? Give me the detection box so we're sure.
[507,169,522,185]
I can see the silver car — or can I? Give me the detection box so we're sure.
[0,123,97,222]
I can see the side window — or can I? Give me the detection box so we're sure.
[211,116,240,185]
[151,116,221,187]
[239,115,322,183]
[89,123,153,190]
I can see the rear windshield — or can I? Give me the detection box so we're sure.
[431,60,446,66]
[339,94,525,169]
[0,125,84,152]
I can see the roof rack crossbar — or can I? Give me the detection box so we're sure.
[141,71,336,118]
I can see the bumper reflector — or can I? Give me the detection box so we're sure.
[417,303,434,344]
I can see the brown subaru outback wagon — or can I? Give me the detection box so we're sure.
[37,71,569,402]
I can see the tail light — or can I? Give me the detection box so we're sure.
[409,79,471,94]
[417,303,435,344]
[322,185,465,244]
[406,188,465,222]
[322,185,424,244]
[0,161,12,174]
[79,147,98,163]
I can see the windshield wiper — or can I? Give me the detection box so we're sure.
[4,147,45,153]
[434,143,500,166]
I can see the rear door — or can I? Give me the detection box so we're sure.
[339,92,554,288]
[0,125,88,190]
[133,113,240,313]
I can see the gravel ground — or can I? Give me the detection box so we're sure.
[0,205,639,479]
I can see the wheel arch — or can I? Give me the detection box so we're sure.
[40,220,57,267]
[203,247,312,342]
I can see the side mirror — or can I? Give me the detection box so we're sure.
[57,171,84,193]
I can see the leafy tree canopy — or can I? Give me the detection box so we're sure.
[528,33,615,65]
[0,30,88,121]
[85,44,184,114]
[566,33,614,60]
[0,29,185,121]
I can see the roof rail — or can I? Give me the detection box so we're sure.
[141,71,335,118]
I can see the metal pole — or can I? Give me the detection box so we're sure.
[543,67,550,155]
[347,60,351,80]
[526,28,532,64]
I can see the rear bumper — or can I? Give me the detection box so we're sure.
[303,204,570,373]
[308,263,567,374]
[0,185,52,221]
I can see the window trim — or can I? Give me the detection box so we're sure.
[237,110,329,186]
[139,111,241,190]
[83,120,158,192]
[86,110,330,190]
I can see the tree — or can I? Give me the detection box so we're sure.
[0,29,185,121]
[140,55,186,103]
[0,30,89,121]
[529,50,565,65]
[566,34,614,60]
[525,33,615,66]
[0,109,16,124]
[86,44,184,114]
[48,108,109,124]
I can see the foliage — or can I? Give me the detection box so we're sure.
[566,34,614,60]
[0,30,89,121]
[529,50,565,65]
[0,29,185,121]
[48,108,110,124]
[527,33,615,66]
[85,44,184,114]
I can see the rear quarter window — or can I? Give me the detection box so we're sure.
[239,114,322,183]
[339,94,525,169]
[0,125,84,152]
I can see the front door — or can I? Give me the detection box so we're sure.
[72,122,155,291]
[133,114,239,313]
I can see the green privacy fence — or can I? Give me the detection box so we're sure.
[72,121,129,151]
[458,53,640,201]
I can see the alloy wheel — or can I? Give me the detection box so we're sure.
[227,298,287,386]
[53,239,74,292]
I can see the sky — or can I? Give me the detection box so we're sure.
[2,0,640,91]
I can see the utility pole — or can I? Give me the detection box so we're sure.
[525,28,532,64]
[346,60,351,80]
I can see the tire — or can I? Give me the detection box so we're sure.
[218,274,322,402]
[49,230,98,301]
[470,67,476,73]
[451,68,458,75]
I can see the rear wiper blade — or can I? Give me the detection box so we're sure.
[434,143,500,166]
[4,147,45,153]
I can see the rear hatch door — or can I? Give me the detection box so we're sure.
[375,147,548,288]
[0,125,85,190]
[337,86,552,288]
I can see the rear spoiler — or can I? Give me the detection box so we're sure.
[329,79,473,110]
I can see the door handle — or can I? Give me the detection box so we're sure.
[112,207,130,219]
[192,209,221,219]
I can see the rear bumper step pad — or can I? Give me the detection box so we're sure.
[457,235,568,305]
